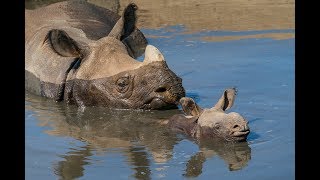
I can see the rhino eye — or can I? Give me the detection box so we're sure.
[116,76,130,93]
[214,123,221,129]
[117,78,129,87]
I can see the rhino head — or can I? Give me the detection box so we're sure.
[26,3,185,109]
[168,88,250,141]
[66,42,185,109]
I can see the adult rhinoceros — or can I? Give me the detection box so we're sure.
[25,0,185,110]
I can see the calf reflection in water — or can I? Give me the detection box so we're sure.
[26,91,251,179]
[184,140,251,177]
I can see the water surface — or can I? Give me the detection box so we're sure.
[25,0,295,179]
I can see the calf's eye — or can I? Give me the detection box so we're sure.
[214,123,221,129]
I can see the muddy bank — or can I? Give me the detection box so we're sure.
[26,0,294,32]
[118,0,294,32]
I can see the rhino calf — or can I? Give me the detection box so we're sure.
[168,88,250,141]
[25,0,185,109]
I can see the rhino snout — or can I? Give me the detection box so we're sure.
[232,123,249,132]
[154,79,185,101]
[230,122,250,139]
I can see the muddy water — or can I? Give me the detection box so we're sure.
[25,0,295,179]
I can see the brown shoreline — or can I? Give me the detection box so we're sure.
[26,0,295,41]
[200,33,295,42]
[26,0,295,32]
[119,0,294,32]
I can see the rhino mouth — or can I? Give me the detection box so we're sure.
[232,130,250,137]
[141,83,185,110]
[142,97,178,110]
[230,130,250,141]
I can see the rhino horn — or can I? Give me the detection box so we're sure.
[143,45,165,64]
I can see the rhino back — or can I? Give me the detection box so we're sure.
[25,0,121,100]
[26,0,120,41]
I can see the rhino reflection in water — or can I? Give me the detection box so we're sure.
[26,93,251,179]
[184,140,251,177]
[25,0,185,110]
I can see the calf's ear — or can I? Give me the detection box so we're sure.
[44,29,82,57]
[108,3,137,40]
[214,87,237,111]
[180,97,203,117]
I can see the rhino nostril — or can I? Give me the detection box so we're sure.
[155,87,167,93]
[233,124,239,129]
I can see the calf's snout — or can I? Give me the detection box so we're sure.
[232,122,250,132]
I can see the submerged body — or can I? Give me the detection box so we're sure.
[25,0,185,109]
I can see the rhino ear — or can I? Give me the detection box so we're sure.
[108,3,137,40]
[44,29,82,57]
[214,87,237,111]
[180,97,203,117]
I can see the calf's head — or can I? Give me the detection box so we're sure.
[43,3,185,109]
[179,88,249,141]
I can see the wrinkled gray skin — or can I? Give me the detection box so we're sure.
[25,0,185,110]
[168,88,250,141]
